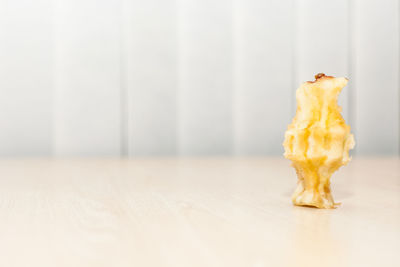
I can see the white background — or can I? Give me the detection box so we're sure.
[0,0,398,157]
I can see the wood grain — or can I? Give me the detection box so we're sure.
[0,158,398,267]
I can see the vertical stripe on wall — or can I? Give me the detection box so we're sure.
[0,0,53,156]
[353,0,399,155]
[126,0,178,156]
[178,0,233,155]
[233,0,292,155]
[54,0,121,156]
[295,0,350,122]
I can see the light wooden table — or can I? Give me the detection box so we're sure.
[0,158,398,267]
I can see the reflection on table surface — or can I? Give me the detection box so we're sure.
[0,157,398,267]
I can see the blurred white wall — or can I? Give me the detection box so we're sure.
[0,0,398,157]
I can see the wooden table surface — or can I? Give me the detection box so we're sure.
[0,157,398,267]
